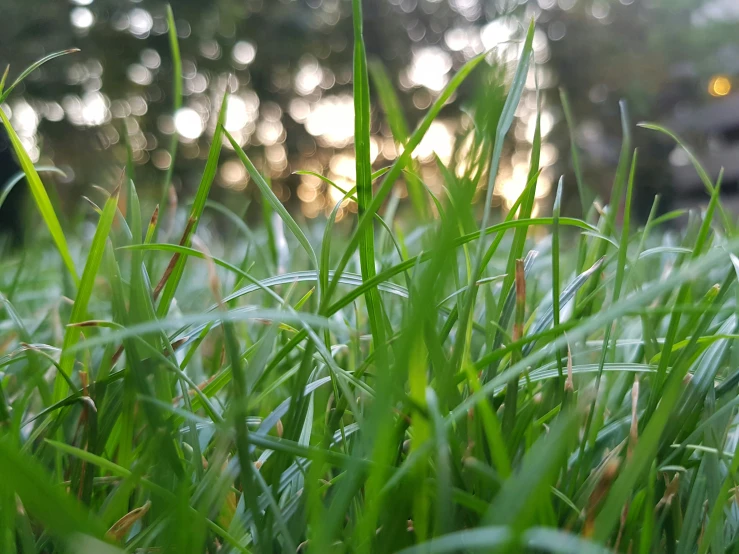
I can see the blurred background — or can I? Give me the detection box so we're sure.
[1,0,738,231]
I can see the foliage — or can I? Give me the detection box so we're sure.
[2,4,739,553]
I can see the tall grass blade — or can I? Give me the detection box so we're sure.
[0,109,78,284]
[53,186,119,400]
[369,61,427,219]
[560,88,590,215]
[639,122,732,234]
[157,91,228,317]
[325,51,488,304]
[353,0,388,372]
[155,5,183,238]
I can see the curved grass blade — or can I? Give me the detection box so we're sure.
[123,247,410,308]
[0,49,80,104]
[639,122,732,234]
[224,130,318,274]
[0,108,78,284]
[0,166,66,211]
[650,208,688,228]
[65,307,335,357]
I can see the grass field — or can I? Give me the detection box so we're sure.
[2,2,739,553]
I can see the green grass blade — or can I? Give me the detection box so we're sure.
[222,313,266,547]
[477,20,535,251]
[0,65,8,95]
[155,4,183,238]
[157,91,229,317]
[0,166,66,211]
[395,527,511,553]
[639,122,732,235]
[427,388,453,536]
[0,49,80,104]
[53,186,119,400]
[353,0,388,372]
[0,108,79,284]
[0,438,107,544]
[577,101,631,317]
[560,88,590,215]
[574,149,638,488]
[485,411,577,533]
[551,177,564,395]
[225,130,318,274]
[451,20,535,389]
[325,50,487,305]
[369,61,427,219]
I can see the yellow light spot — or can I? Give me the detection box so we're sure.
[709,75,732,97]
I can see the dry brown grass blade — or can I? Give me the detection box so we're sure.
[656,472,680,511]
[165,184,178,241]
[583,456,621,538]
[614,377,641,550]
[107,500,151,541]
[149,204,159,231]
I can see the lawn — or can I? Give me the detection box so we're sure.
[1,2,738,553]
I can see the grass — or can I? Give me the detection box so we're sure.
[1,4,739,553]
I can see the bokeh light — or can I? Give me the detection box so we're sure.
[709,75,732,97]
[7,0,733,221]
[174,107,204,140]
